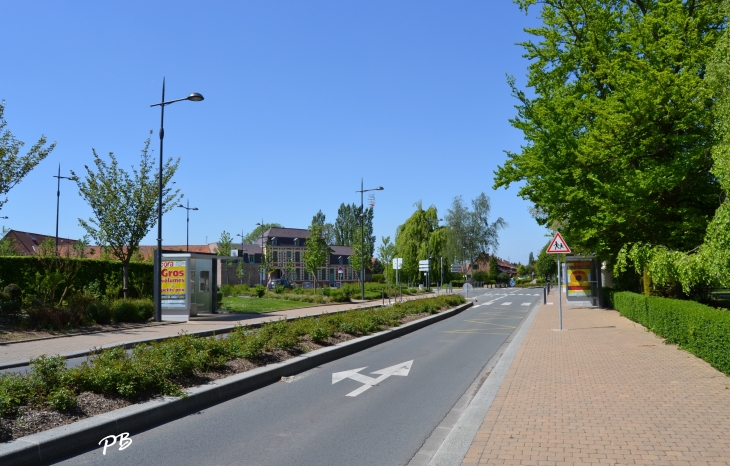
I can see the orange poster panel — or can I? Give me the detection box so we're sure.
[161,260,187,300]
[567,261,591,298]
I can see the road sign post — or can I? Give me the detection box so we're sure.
[546,232,571,330]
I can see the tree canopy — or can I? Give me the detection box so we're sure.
[0,102,56,211]
[494,0,725,262]
[394,203,449,285]
[73,135,180,298]
[334,202,374,254]
[616,4,730,294]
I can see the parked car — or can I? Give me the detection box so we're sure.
[267,279,293,290]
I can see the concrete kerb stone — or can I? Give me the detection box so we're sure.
[0,301,473,465]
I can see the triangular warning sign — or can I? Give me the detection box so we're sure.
[546,232,571,254]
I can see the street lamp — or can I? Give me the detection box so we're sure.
[176,200,198,252]
[150,79,204,322]
[356,179,384,300]
[53,164,78,255]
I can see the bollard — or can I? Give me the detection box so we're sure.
[382,289,385,305]
[543,286,547,304]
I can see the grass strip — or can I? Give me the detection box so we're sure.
[220,297,316,313]
[0,295,466,417]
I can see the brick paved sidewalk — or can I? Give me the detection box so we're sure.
[0,292,443,365]
[463,289,730,465]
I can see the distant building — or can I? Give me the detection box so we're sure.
[218,227,362,287]
[468,254,517,277]
[0,230,80,256]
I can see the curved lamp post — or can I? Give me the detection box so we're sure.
[150,79,204,322]
[356,180,384,300]
[53,164,78,255]
[176,200,198,252]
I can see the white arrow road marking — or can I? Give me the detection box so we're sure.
[332,360,413,397]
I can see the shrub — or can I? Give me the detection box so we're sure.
[254,285,266,298]
[371,274,385,283]
[86,301,113,324]
[110,299,153,323]
[273,284,284,294]
[220,284,235,297]
[46,387,77,411]
[611,291,730,376]
[4,283,22,302]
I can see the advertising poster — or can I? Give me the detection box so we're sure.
[567,261,592,298]
[161,260,187,307]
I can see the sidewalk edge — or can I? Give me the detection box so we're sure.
[427,300,541,466]
[0,301,472,466]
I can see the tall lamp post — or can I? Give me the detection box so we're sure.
[150,79,204,322]
[256,220,264,285]
[356,179,384,300]
[176,200,198,252]
[53,164,78,255]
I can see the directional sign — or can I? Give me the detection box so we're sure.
[392,258,403,270]
[546,232,571,254]
[332,360,413,397]
[451,264,462,273]
[418,259,430,272]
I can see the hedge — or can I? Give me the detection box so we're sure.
[0,256,153,300]
[611,291,730,376]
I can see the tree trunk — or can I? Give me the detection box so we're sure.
[123,261,130,299]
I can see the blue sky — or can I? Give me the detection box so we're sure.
[1,0,549,265]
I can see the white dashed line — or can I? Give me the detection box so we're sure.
[501,302,512,306]
[521,303,531,306]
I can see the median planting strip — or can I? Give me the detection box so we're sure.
[0,295,469,465]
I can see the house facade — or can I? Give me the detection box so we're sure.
[220,227,364,287]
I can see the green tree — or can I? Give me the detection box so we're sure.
[311,209,335,244]
[72,135,181,298]
[617,5,730,294]
[377,236,396,284]
[535,243,558,280]
[0,227,19,256]
[488,255,499,282]
[303,221,331,292]
[394,202,447,285]
[349,225,371,284]
[215,231,234,284]
[494,0,724,263]
[334,203,374,253]
[0,102,56,212]
[444,194,506,269]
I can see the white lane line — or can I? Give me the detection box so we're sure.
[521,303,531,306]
[501,302,512,306]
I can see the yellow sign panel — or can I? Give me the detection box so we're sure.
[161,260,186,300]
[567,261,591,298]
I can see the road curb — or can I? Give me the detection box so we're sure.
[0,301,472,465]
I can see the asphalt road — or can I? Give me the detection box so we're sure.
[54,288,542,466]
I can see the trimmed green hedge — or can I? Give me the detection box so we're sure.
[0,256,153,300]
[611,291,730,376]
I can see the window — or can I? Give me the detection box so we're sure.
[249,253,256,263]
[272,237,278,245]
[348,268,352,280]
[294,238,299,246]
[273,251,278,262]
[295,251,300,262]
[286,251,292,261]
[320,269,326,280]
[295,268,300,280]
[304,270,309,280]
[199,271,210,292]
[338,256,343,265]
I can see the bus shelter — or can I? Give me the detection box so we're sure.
[157,251,226,322]
[564,255,603,307]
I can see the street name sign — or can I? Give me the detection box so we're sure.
[332,360,413,397]
[546,232,571,254]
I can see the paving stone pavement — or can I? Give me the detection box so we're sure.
[0,292,439,365]
[462,289,730,466]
